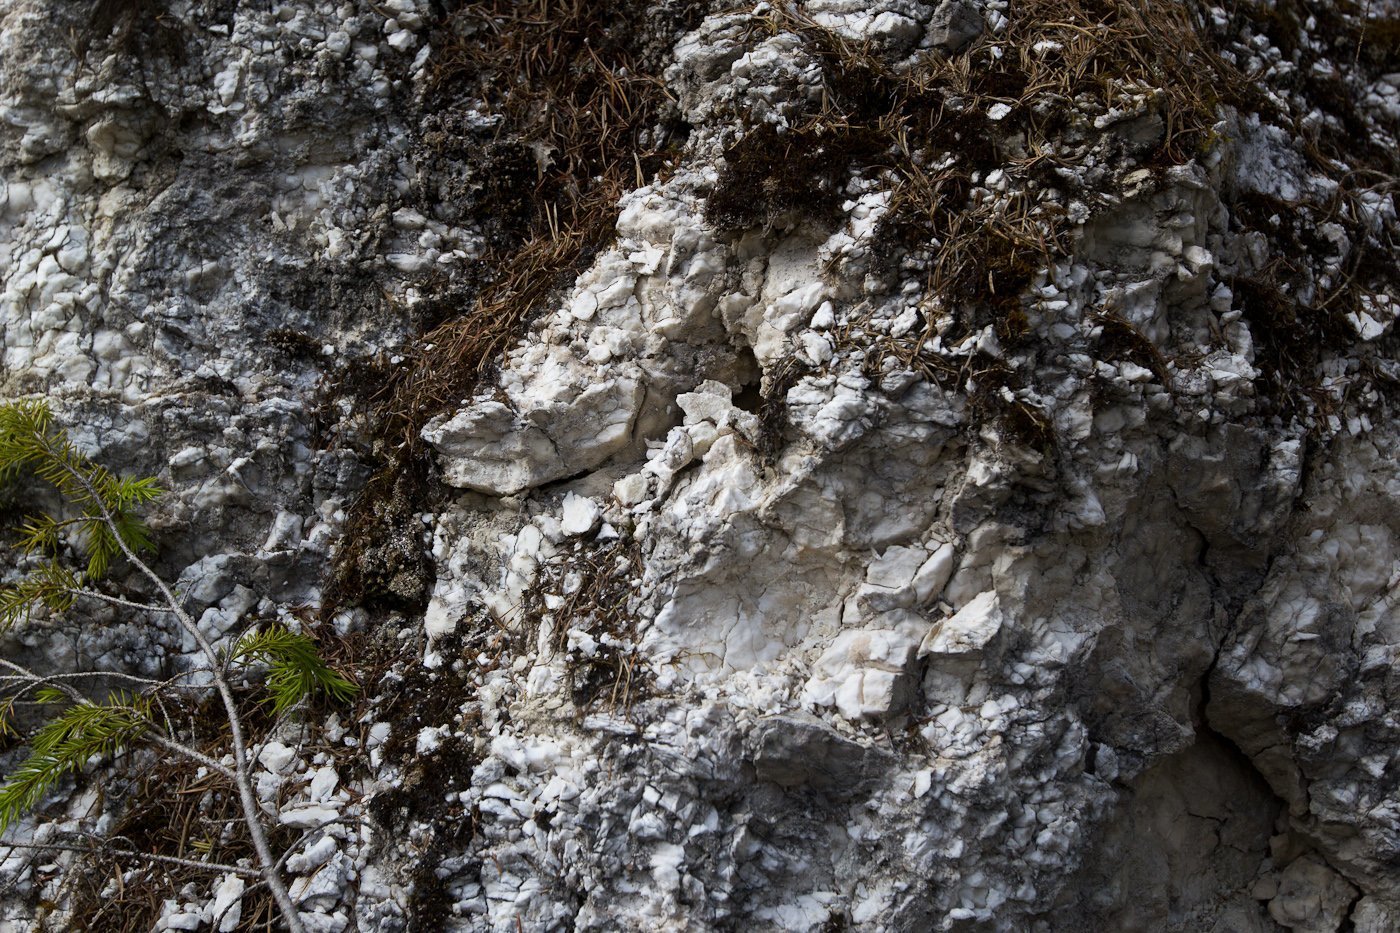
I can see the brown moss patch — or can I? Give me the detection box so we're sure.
[75,0,185,64]
[754,356,811,467]
[363,628,484,931]
[1092,311,1172,387]
[324,459,432,614]
[1229,274,1354,418]
[1224,180,1399,420]
[708,123,890,232]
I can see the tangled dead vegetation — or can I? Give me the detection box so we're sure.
[709,0,1398,441]
[55,722,290,932]
[520,535,647,713]
[1216,0,1400,421]
[704,0,1238,450]
[13,610,369,933]
[377,0,702,451]
[329,0,706,613]
[324,0,1400,611]
[735,0,1236,298]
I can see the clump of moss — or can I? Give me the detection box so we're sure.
[1223,182,1398,420]
[324,463,432,615]
[966,359,1057,454]
[76,0,185,64]
[1229,276,1353,418]
[707,123,888,232]
[754,356,811,467]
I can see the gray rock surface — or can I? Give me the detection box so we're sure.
[2,0,1399,931]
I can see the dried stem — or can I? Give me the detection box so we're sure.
[1,839,260,880]
[53,459,306,933]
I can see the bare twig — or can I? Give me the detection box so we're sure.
[0,839,261,880]
[0,658,238,783]
[65,588,174,614]
[52,458,306,933]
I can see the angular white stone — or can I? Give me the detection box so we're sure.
[920,590,1003,657]
[804,629,920,719]
[561,493,602,536]
[257,741,296,775]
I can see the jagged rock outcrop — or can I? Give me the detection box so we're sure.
[2,0,1399,931]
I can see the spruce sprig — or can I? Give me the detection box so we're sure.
[0,399,161,594]
[0,401,352,931]
[233,625,359,714]
[0,561,79,633]
[0,694,151,834]
[0,695,16,739]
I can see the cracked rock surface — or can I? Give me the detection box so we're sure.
[3,0,1400,931]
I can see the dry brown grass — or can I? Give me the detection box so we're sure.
[54,710,292,932]
[718,0,1397,433]
[756,0,1230,292]
[378,0,690,452]
[328,1,699,613]
[703,0,1240,446]
[791,0,1232,313]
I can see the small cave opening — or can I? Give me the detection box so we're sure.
[731,344,763,414]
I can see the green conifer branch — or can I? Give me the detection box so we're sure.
[0,695,16,739]
[0,694,151,834]
[0,399,160,580]
[0,400,342,933]
[0,562,79,634]
[233,625,358,714]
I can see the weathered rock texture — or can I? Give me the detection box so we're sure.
[2,0,1399,931]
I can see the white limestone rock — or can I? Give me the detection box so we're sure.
[561,493,602,536]
[424,374,643,495]
[920,590,1004,658]
[1268,855,1358,933]
[803,629,922,719]
[4,0,1400,931]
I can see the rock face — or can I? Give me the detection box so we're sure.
[2,0,1400,931]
